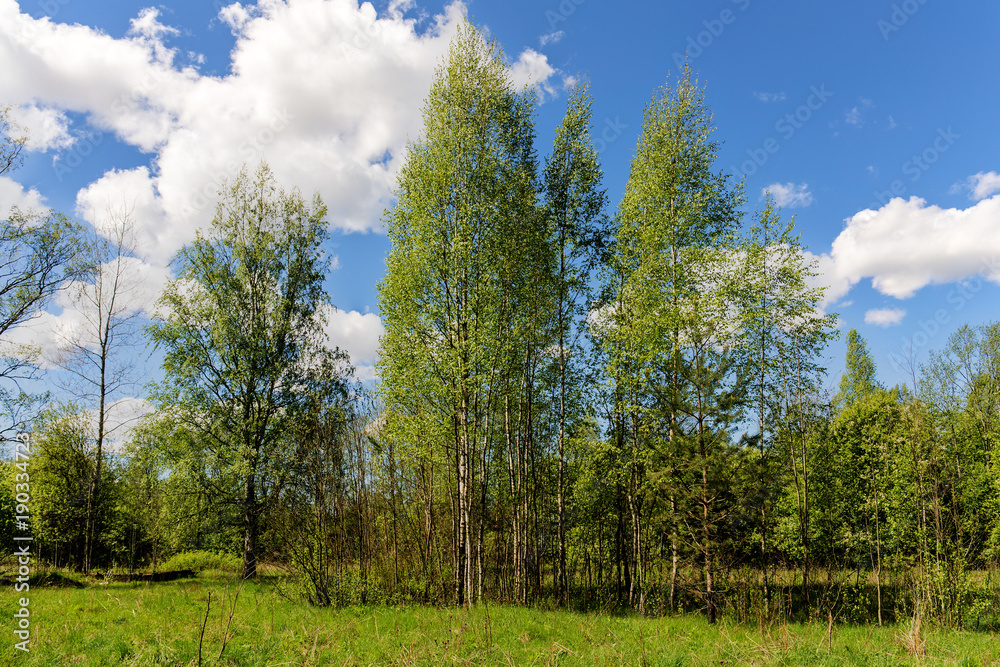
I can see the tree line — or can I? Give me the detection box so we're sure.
[2,23,999,627]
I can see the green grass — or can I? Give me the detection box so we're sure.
[1,571,998,665]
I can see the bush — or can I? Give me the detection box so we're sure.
[159,550,241,573]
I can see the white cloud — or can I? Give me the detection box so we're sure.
[0,1,558,378]
[763,182,813,208]
[75,166,177,265]
[323,307,384,379]
[753,91,786,103]
[802,249,853,308]
[218,2,263,35]
[830,195,1000,299]
[3,254,169,371]
[509,48,557,100]
[128,7,180,41]
[6,104,74,151]
[952,171,1000,201]
[0,176,46,218]
[0,0,558,259]
[865,307,906,328]
[540,30,564,47]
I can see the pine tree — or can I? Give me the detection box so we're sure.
[599,66,743,615]
[838,329,881,408]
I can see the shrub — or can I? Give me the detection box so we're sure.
[159,550,241,573]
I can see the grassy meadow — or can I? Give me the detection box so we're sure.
[2,569,999,666]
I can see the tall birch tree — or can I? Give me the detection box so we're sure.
[377,20,541,606]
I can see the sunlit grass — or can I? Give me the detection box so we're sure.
[1,570,997,665]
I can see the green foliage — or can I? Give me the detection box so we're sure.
[148,161,337,579]
[272,384,370,607]
[28,405,131,570]
[837,328,881,409]
[158,550,241,573]
[0,107,85,440]
[377,19,546,605]
[30,407,94,568]
[9,37,1000,637]
[0,460,16,553]
[594,64,748,616]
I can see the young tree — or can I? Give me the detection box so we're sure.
[541,80,607,606]
[275,357,367,606]
[837,329,880,409]
[51,210,147,572]
[738,196,837,614]
[30,406,101,569]
[149,163,332,579]
[377,20,542,606]
[667,317,748,624]
[599,65,744,615]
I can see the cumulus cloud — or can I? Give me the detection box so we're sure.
[2,254,169,371]
[128,7,180,41]
[509,48,557,100]
[763,182,813,208]
[952,171,1000,201]
[865,307,906,328]
[219,3,260,34]
[6,104,74,151]
[75,167,175,265]
[802,249,853,308]
[324,307,384,380]
[0,0,558,255]
[0,176,46,218]
[830,195,1000,299]
[0,0,560,365]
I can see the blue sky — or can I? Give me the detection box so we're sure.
[2,0,999,412]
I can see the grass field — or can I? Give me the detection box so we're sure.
[1,570,998,665]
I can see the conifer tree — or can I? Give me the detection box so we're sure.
[599,66,743,615]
